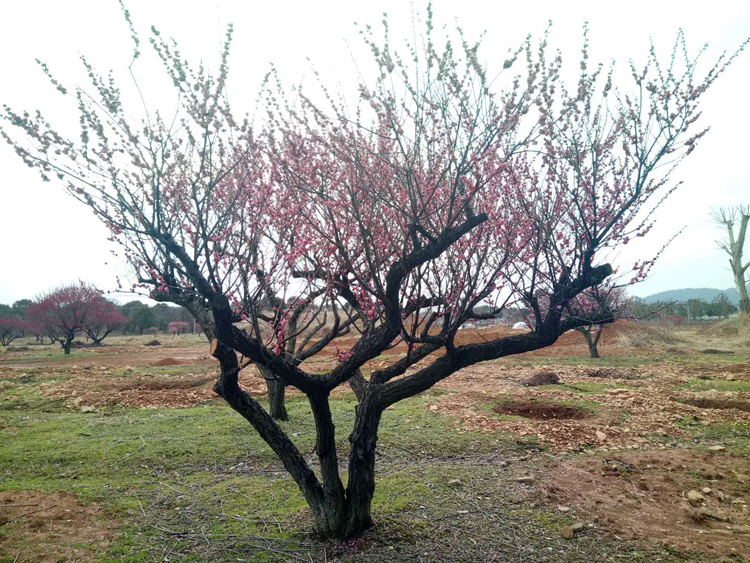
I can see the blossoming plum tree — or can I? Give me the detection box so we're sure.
[168,320,190,335]
[25,283,106,354]
[0,316,26,346]
[3,4,746,538]
[83,300,127,345]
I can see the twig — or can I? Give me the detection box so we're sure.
[126,435,146,457]
[158,481,189,495]
[702,511,730,522]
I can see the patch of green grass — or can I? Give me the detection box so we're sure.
[109,365,191,377]
[535,381,625,395]
[667,352,750,367]
[531,508,572,529]
[0,390,513,499]
[679,420,750,455]
[496,355,659,368]
[679,378,750,393]
[0,372,69,412]
[0,347,99,362]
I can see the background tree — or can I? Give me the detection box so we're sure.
[0,316,26,346]
[711,206,750,315]
[710,292,737,318]
[686,297,709,320]
[128,306,155,335]
[25,283,104,354]
[83,300,127,345]
[0,302,30,318]
[3,4,745,539]
[566,286,634,358]
[120,299,147,320]
[168,321,190,335]
[12,299,33,315]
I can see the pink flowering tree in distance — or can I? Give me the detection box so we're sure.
[3,3,747,538]
[83,300,127,345]
[25,282,105,354]
[168,321,190,336]
[0,316,27,346]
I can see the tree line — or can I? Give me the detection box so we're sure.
[627,293,738,322]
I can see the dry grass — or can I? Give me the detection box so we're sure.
[616,324,684,348]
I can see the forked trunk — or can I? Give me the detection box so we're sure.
[307,390,381,538]
[578,327,601,359]
[258,365,288,421]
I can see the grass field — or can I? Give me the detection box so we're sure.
[1,323,749,561]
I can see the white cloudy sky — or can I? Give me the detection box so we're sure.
[0,0,748,305]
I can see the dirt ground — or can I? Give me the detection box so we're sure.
[544,450,750,558]
[0,490,114,562]
[1,321,749,559]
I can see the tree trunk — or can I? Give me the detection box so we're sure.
[340,391,381,537]
[736,271,750,316]
[577,327,600,358]
[259,365,288,421]
[62,336,72,355]
[304,390,381,539]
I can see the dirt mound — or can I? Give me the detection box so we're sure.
[700,316,750,338]
[544,450,750,558]
[700,348,735,355]
[549,320,682,351]
[726,362,750,374]
[613,322,684,347]
[522,371,559,386]
[151,357,182,366]
[580,367,617,378]
[493,400,590,420]
[679,398,750,413]
[0,490,114,561]
[43,367,265,409]
[117,376,215,391]
[144,339,161,346]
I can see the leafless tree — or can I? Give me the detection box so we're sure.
[712,205,750,315]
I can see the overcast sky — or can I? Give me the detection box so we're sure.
[0,0,748,305]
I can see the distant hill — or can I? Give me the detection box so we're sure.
[642,285,748,305]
